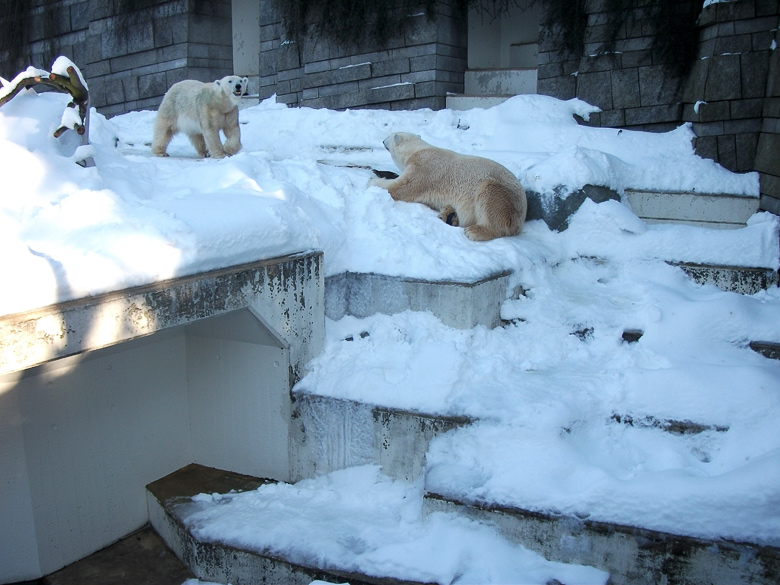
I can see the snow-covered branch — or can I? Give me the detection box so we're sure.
[0,57,90,139]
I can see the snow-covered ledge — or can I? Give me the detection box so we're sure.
[0,252,323,380]
[0,252,323,582]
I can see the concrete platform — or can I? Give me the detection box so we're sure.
[147,464,428,585]
[40,525,193,585]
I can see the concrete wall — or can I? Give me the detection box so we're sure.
[0,0,233,117]
[682,0,780,212]
[537,0,780,212]
[255,0,467,110]
[0,253,324,583]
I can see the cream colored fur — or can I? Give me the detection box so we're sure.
[151,75,248,158]
[369,132,527,241]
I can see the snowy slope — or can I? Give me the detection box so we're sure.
[2,80,779,584]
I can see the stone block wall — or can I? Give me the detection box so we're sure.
[537,0,780,212]
[256,0,467,110]
[682,0,780,212]
[537,0,699,132]
[1,0,233,118]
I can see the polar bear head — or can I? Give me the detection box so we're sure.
[382,132,429,170]
[214,75,249,104]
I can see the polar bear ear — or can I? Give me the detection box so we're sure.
[214,80,221,86]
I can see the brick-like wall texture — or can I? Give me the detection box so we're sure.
[0,0,233,118]
[256,0,467,110]
[538,0,780,212]
[683,0,780,213]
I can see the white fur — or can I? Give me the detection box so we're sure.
[369,132,527,241]
[151,75,249,158]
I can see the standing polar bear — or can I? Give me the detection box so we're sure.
[369,132,527,241]
[152,75,248,159]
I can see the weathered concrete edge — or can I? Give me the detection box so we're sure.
[146,465,429,585]
[423,493,780,585]
[289,392,473,482]
[625,188,760,200]
[673,261,779,294]
[0,251,324,381]
[325,269,512,329]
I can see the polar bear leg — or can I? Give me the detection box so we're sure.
[151,120,173,157]
[198,111,226,158]
[187,133,208,158]
[222,109,242,156]
[465,181,521,241]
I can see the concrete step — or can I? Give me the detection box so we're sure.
[147,464,420,585]
[325,270,510,330]
[624,189,760,229]
[673,261,779,294]
[422,493,780,585]
[290,393,470,482]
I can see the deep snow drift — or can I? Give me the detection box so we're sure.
[2,80,779,584]
[0,88,775,316]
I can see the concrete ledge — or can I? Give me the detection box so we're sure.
[423,493,780,585]
[324,271,510,329]
[0,252,324,381]
[625,189,759,229]
[673,262,779,294]
[147,464,426,585]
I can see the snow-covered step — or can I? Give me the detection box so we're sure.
[148,464,610,585]
[624,189,760,229]
[147,465,401,585]
[290,393,470,482]
[325,270,510,330]
[422,493,780,585]
[673,261,779,294]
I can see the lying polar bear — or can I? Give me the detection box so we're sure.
[369,132,527,241]
[151,75,248,159]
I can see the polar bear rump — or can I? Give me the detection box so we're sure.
[369,132,527,241]
[151,75,248,158]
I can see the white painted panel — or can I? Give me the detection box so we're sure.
[232,0,260,78]
[625,190,759,225]
[187,335,290,481]
[14,331,191,576]
[0,372,41,582]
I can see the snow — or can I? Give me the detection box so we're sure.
[2,77,780,583]
[0,89,771,316]
[179,465,608,585]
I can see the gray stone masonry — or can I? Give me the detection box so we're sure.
[257,0,467,110]
[1,0,234,118]
[538,0,780,212]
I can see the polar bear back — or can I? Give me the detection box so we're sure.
[158,80,237,124]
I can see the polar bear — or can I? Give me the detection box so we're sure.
[369,132,527,241]
[151,75,248,158]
